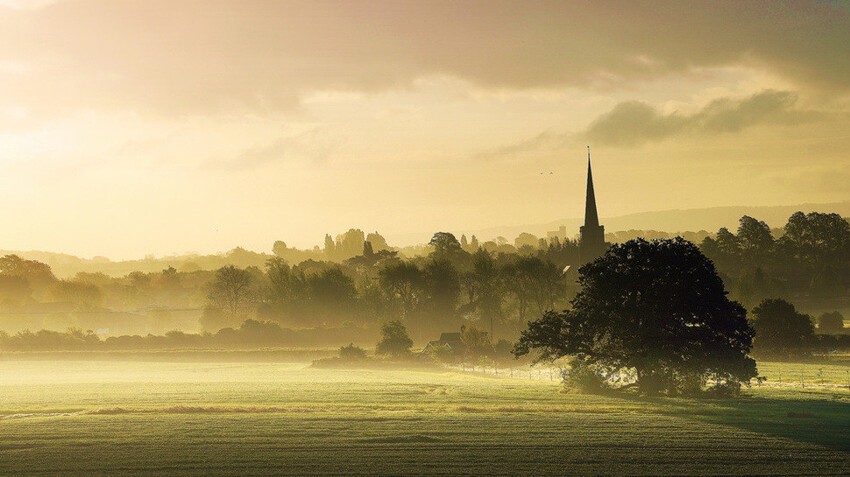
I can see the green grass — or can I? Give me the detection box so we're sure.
[1,360,848,476]
[757,361,850,387]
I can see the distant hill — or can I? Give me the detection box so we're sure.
[386,201,850,245]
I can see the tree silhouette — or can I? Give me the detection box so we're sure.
[428,232,464,261]
[207,265,256,325]
[375,320,413,358]
[751,298,815,359]
[515,238,757,395]
[818,311,845,334]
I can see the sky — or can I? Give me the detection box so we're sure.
[0,0,849,259]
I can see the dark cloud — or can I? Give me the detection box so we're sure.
[0,1,848,116]
[584,90,823,146]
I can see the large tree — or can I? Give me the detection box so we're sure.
[515,238,757,395]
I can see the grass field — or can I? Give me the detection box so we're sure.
[1,359,849,476]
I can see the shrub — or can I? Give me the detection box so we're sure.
[427,343,455,364]
[339,343,367,361]
[563,360,608,393]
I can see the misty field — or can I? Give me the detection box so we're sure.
[1,359,848,476]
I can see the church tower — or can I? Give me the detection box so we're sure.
[579,146,606,263]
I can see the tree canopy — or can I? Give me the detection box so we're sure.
[515,238,757,395]
[375,320,413,358]
[751,298,815,359]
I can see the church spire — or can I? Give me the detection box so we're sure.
[584,145,599,228]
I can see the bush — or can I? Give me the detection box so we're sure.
[705,379,742,398]
[563,360,608,393]
[339,343,367,361]
[427,343,455,364]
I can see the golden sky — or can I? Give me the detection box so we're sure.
[0,1,849,258]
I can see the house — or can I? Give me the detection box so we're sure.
[422,332,464,355]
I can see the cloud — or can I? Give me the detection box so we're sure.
[210,129,339,171]
[584,90,823,146]
[474,130,569,160]
[0,1,847,117]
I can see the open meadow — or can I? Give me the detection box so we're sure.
[1,357,849,476]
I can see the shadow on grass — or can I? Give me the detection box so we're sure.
[617,388,850,451]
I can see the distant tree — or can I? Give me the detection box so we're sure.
[207,265,256,322]
[429,232,463,257]
[50,280,103,308]
[306,267,358,322]
[366,232,390,252]
[375,320,413,358]
[751,298,815,359]
[503,256,565,324]
[737,216,774,266]
[781,212,850,270]
[515,238,757,395]
[469,235,480,251]
[362,241,374,257]
[818,311,845,334]
[0,275,31,307]
[462,249,503,338]
[460,234,469,250]
[323,234,336,258]
[272,240,288,257]
[379,261,424,320]
[492,339,514,367]
[423,258,461,327]
[335,229,367,260]
[263,257,307,322]
[460,325,492,363]
[514,233,539,250]
[0,255,57,299]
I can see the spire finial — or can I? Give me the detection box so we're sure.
[583,146,599,228]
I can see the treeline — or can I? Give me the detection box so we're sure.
[0,231,580,340]
[700,212,850,309]
[205,232,579,340]
[0,320,375,351]
[606,229,711,244]
[2,212,848,346]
